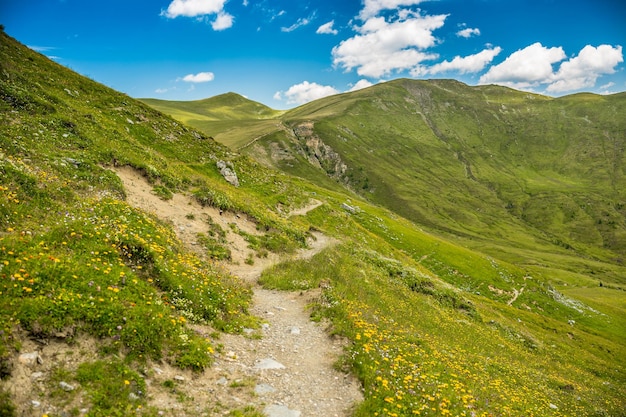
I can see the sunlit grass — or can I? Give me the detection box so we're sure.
[262,195,626,416]
[1,29,625,417]
[0,192,253,364]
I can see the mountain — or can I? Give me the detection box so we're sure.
[150,78,626,288]
[140,93,283,149]
[140,92,280,122]
[1,29,625,417]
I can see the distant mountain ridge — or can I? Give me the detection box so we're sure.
[146,78,626,286]
[140,92,279,122]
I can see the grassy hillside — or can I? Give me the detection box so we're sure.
[140,93,280,122]
[0,30,309,416]
[140,94,284,149]
[2,29,625,417]
[281,79,626,257]
[155,79,626,286]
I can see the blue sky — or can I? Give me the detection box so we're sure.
[3,0,625,108]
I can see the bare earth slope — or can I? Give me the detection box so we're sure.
[113,167,362,416]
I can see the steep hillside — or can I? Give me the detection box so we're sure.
[283,79,626,260]
[280,79,626,285]
[0,30,308,416]
[154,79,626,288]
[2,30,626,417]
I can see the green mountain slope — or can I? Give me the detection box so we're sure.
[279,79,626,282]
[155,79,626,286]
[140,93,284,149]
[0,30,307,415]
[2,30,626,416]
[140,92,279,122]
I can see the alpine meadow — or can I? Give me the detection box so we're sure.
[1,28,626,417]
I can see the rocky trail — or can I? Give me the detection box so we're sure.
[113,167,363,416]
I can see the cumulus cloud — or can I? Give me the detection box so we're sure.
[479,42,566,88]
[162,0,233,29]
[281,17,312,32]
[275,81,339,105]
[211,12,234,30]
[162,0,226,18]
[457,27,480,38]
[332,12,447,78]
[181,72,215,83]
[412,47,502,76]
[479,43,623,93]
[317,20,338,35]
[349,79,374,91]
[359,0,426,20]
[546,44,623,92]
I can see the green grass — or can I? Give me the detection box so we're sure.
[261,211,626,416]
[1,29,625,417]
[196,217,232,261]
[184,79,626,289]
[74,359,150,416]
[0,195,251,360]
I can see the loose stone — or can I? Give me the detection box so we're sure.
[264,404,301,417]
[59,381,75,392]
[255,358,286,370]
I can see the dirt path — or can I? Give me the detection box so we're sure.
[113,167,362,416]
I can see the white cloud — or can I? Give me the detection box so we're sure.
[598,81,616,95]
[162,0,233,29]
[276,81,339,105]
[546,44,623,92]
[480,43,624,93]
[211,11,234,30]
[332,12,447,78]
[181,72,215,83]
[413,47,502,76]
[599,81,615,90]
[162,0,227,18]
[317,20,338,35]
[282,17,311,33]
[456,27,480,38]
[29,45,56,52]
[155,88,169,94]
[359,0,426,20]
[479,42,566,88]
[349,79,374,91]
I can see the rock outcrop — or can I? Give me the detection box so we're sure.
[292,122,348,182]
[217,160,240,187]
